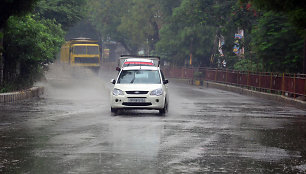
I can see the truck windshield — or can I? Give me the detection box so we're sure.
[117,70,161,84]
[73,46,99,55]
[73,46,86,54]
[87,46,99,54]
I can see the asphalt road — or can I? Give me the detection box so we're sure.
[0,66,306,174]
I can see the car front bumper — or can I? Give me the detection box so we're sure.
[110,94,166,110]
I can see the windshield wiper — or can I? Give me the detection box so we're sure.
[130,75,135,83]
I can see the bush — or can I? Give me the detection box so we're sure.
[2,15,64,91]
[234,58,263,72]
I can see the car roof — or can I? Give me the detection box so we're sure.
[118,56,160,68]
[121,66,159,71]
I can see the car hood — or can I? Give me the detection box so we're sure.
[114,84,162,92]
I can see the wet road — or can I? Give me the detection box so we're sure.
[0,66,306,174]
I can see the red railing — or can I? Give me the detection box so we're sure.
[162,66,306,97]
[101,63,306,97]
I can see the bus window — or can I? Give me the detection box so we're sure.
[73,46,86,54]
[87,46,99,54]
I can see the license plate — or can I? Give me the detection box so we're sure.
[128,98,145,103]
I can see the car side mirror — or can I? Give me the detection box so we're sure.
[163,79,169,84]
[116,67,121,71]
[110,79,116,84]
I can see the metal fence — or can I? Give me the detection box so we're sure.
[101,63,306,98]
[161,66,306,98]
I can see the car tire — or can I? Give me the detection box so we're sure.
[159,99,168,115]
[111,108,118,115]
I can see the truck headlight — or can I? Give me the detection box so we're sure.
[150,88,163,96]
[112,88,124,96]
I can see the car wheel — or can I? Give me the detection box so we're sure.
[159,99,168,115]
[111,108,118,114]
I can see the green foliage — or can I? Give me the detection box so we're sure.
[156,0,217,66]
[157,0,182,17]
[35,0,88,30]
[117,0,162,53]
[218,1,259,65]
[240,0,306,36]
[0,82,14,93]
[1,0,87,92]
[251,12,303,73]
[234,58,263,72]
[86,0,130,50]
[84,0,304,74]
[5,15,64,64]
[0,0,38,28]
[87,0,181,53]
[3,15,64,87]
[0,31,3,52]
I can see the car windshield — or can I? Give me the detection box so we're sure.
[117,70,161,84]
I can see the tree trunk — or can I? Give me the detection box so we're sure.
[303,37,306,74]
[0,28,3,86]
[210,34,219,66]
[189,39,193,66]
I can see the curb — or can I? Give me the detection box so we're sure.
[188,79,306,110]
[0,86,44,103]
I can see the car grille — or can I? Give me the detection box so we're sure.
[122,102,152,106]
[126,91,148,94]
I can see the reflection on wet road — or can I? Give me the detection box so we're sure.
[0,66,306,173]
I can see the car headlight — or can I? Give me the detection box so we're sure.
[150,88,163,96]
[112,88,124,96]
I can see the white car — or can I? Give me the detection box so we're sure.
[110,66,169,114]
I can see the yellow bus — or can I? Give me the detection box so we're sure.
[60,37,101,71]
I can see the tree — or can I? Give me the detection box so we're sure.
[206,0,241,68]
[0,0,39,86]
[34,0,88,30]
[234,58,263,72]
[0,0,38,29]
[86,0,131,51]
[86,0,304,73]
[3,15,64,89]
[240,0,306,73]
[156,0,223,66]
[117,0,164,54]
[1,0,87,91]
[241,0,305,35]
[251,11,303,73]
[86,0,181,54]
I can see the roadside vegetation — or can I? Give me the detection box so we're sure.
[0,0,305,92]
[0,0,86,92]
[87,0,305,73]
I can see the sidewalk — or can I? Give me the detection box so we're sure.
[0,86,44,103]
[177,78,306,110]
